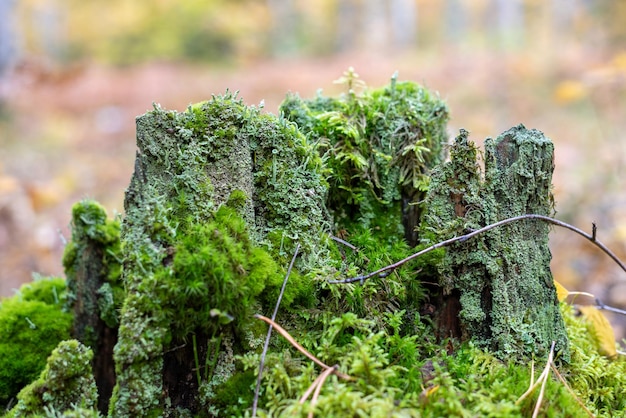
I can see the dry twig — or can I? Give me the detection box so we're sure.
[252,243,300,417]
[329,214,626,284]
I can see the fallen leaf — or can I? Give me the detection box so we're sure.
[578,305,618,359]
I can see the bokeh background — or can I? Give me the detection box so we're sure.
[1,0,625,335]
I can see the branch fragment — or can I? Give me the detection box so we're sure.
[329,214,626,284]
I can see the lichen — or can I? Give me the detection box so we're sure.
[6,339,97,417]
[0,277,71,410]
[423,126,569,361]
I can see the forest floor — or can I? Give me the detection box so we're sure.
[1,47,626,337]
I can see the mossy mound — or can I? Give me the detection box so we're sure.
[0,277,71,410]
[6,340,97,417]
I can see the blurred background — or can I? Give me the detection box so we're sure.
[1,0,625,336]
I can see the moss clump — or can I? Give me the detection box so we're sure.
[562,305,626,414]
[280,70,448,245]
[6,339,97,417]
[63,199,123,332]
[0,277,71,410]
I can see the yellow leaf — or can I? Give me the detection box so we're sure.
[553,80,587,104]
[554,280,569,302]
[578,306,618,359]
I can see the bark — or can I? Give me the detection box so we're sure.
[425,125,570,361]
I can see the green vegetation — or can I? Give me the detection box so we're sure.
[0,277,71,411]
[6,340,98,417]
[281,69,449,245]
[2,74,625,417]
[63,199,124,333]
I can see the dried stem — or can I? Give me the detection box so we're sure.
[254,314,353,381]
[329,214,626,284]
[516,341,555,407]
[252,243,300,417]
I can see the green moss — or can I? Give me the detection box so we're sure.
[7,339,97,417]
[63,199,123,330]
[561,305,626,414]
[280,72,448,245]
[0,278,72,410]
[156,205,284,341]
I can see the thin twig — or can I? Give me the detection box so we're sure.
[252,243,300,417]
[254,314,353,381]
[330,235,358,251]
[596,298,626,316]
[329,214,626,284]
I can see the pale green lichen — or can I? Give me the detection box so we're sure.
[7,339,97,417]
[423,125,569,361]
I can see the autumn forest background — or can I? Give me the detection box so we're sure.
[1,0,626,337]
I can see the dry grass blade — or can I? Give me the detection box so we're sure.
[252,243,300,417]
[307,365,337,418]
[255,314,354,381]
[516,341,555,407]
[533,344,554,418]
[550,363,595,417]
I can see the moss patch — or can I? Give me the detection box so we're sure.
[6,339,97,417]
[0,277,71,410]
[280,71,448,245]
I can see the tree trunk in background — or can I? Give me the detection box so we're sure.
[493,0,525,48]
[336,0,359,51]
[0,0,17,76]
[266,0,299,56]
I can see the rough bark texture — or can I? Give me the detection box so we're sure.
[424,125,569,361]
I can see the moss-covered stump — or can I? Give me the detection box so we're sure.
[111,93,330,416]
[424,125,569,361]
[62,200,123,413]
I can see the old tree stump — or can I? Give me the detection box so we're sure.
[9,77,599,418]
[424,126,568,361]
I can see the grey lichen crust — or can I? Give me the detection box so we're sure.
[425,125,570,361]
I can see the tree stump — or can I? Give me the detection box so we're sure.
[424,125,569,361]
[110,95,329,416]
[62,200,121,413]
